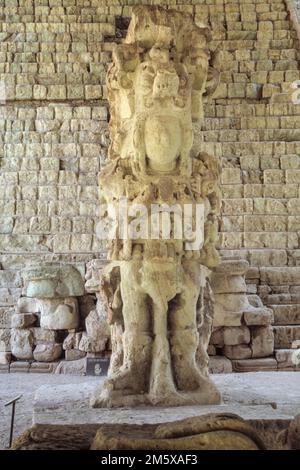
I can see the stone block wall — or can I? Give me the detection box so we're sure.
[0,0,300,373]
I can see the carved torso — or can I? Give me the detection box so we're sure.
[92,5,222,409]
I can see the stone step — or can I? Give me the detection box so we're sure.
[207,106,300,119]
[231,358,277,372]
[225,20,289,31]
[212,39,296,50]
[0,36,294,50]
[211,100,300,109]
[213,139,300,151]
[0,33,111,41]
[48,13,247,24]
[272,305,300,325]
[275,349,300,370]
[226,31,293,41]
[273,325,300,349]
[202,117,300,130]
[202,127,300,138]
[0,5,115,12]
[263,285,300,293]
[271,92,298,103]
[0,15,116,24]
[264,294,300,305]
[0,45,289,58]
[1,21,115,29]
[260,267,300,286]
[0,41,111,51]
[208,97,300,110]
[227,59,300,71]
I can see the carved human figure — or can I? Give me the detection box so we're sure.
[92,6,221,407]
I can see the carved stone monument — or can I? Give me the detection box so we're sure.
[91,6,222,408]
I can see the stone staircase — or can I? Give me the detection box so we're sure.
[257,267,300,369]
[1,0,300,373]
[200,0,300,372]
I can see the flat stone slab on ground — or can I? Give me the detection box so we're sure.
[0,373,98,450]
[34,372,300,425]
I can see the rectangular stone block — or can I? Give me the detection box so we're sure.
[260,267,300,286]
[223,326,250,346]
[223,344,252,360]
[11,313,37,329]
[275,349,300,370]
[244,216,287,232]
[0,364,9,373]
[231,358,277,372]
[248,250,287,267]
[244,308,274,326]
[273,305,300,325]
[29,362,58,373]
[0,307,14,328]
[9,361,30,373]
[17,297,40,313]
[209,356,233,374]
[251,326,274,358]
[274,326,300,349]
[31,328,59,344]
[0,328,11,352]
[244,233,287,249]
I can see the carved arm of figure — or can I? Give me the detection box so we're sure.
[191,153,221,202]
[190,173,202,196]
[99,160,132,200]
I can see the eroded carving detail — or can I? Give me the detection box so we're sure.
[91,6,221,408]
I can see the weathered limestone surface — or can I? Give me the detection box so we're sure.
[79,306,110,353]
[11,329,34,360]
[0,307,14,328]
[91,5,222,408]
[0,352,11,365]
[209,356,233,374]
[33,343,62,362]
[91,415,265,450]
[8,264,89,365]
[0,0,300,372]
[11,313,37,329]
[211,260,275,362]
[276,348,300,370]
[22,265,84,298]
[0,328,11,352]
[39,297,79,330]
[10,418,288,450]
[232,358,278,373]
[8,371,296,449]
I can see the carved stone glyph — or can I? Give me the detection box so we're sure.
[91,6,221,408]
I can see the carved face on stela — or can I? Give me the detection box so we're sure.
[124,6,211,104]
[144,115,181,173]
[137,44,208,173]
[108,6,211,175]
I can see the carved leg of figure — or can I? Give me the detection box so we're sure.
[169,264,221,404]
[108,322,124,376]
[196,280,214,377]
[91,262,152,407]
[149,300,178,404]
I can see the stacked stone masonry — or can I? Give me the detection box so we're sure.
[1,0,300,373]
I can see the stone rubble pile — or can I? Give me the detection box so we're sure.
[0,262,110,373]
[1,258,300,374]
[209,260,276,373]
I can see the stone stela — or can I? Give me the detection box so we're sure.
[91,5,222,408]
